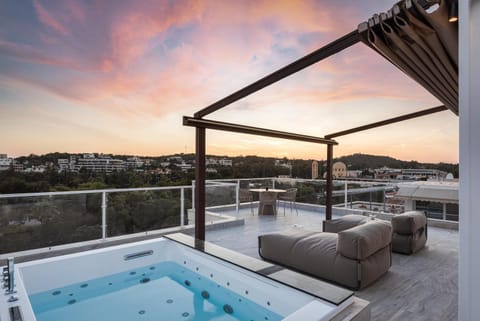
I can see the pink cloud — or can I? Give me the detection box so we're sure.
[32,0,69,35]
[0,40,83,70]
[108,1,204,69]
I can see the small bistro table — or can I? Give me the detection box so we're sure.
[249,188,286,215]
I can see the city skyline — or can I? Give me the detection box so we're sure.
[0,0,458,163]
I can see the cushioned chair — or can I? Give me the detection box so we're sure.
[391,211,427,254]
[277,188,298,215]
[258,191,277,215]
[258,220,392,290]
[239,188,254,215]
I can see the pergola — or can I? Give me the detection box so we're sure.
[183,0,458,241]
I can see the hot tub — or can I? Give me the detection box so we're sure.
[1,234,354,321]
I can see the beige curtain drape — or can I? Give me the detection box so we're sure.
[359,0,458,114]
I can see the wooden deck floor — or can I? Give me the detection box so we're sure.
[195,207,458,321]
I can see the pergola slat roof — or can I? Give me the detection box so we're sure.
[184,0,458,240]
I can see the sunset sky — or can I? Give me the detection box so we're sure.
[0,0,458,163]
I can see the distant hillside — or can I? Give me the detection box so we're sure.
[334,153,458,176]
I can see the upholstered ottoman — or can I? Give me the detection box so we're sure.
[391,211,427,254]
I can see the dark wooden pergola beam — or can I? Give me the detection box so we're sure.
[325,105,448,139]
[184,116,338,145]
[194,30,360,119]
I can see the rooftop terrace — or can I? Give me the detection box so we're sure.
[0,182,458,320]
[196,207,458,321]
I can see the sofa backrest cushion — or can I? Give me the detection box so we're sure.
[391,211,427,234]
[337,221,392,260]
[323,214,368,233]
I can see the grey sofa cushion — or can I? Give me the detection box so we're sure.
[259,222,392,290]
[391,211,427,234]
[323,214,368,233]
[337,221,392,260]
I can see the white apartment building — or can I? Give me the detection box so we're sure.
[0,154,13,171]
[74,154,125,173]
[218,158,232,166]
[393,181,459,221]
[126,157,144,170]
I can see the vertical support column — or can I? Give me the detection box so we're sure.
[459,2,480,320]
[180,187,185,227]
[101,191,107,240]
[325,144,333,220]
[195,127,206,241]
[443,202,447,221]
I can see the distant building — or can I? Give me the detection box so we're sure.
[24,165,46,173]
[374,167,448,181]
[392,181,459,221]
[312,161,319,179]
[400,168,448,180]
[126,157,144,170]
[206,158,218,166]
[323,161,347,178]
[177,162,193,172]
[207,158,233,166]
[74,154,125,173]
[218,158,232,166]
[167,156,183,163]
[347,170,363,178]
[333,162,347,178]
[12,161,23,172]
[275,159,292,170]
[0,154,13,171]
[374,167,402,180]
[58,159,70,172]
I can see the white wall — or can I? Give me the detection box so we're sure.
[459,1,480,320]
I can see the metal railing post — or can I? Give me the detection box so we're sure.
[101,192,107,240]
[344,181,348,208]
[272,178,276,189]
[235,180,240,215]
[191,181,195,210]
[180,187,185,227]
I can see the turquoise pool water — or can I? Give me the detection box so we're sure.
[29,261,283,321]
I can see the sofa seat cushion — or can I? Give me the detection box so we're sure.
[259,229,342,280]
[391,211,427,234]
[337,221,392,260]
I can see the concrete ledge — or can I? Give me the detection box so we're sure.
[331,297,371,321]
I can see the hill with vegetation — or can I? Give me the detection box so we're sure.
[335,153,458,176]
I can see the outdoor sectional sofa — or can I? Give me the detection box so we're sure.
[258,217,392,290]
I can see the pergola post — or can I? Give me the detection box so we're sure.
[195,127,206,241]
[325,144,334,220]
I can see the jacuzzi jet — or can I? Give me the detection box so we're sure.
[201,290,210,299]
[223,304,233,314]
[140,278,150,284]
[184,280,191,286]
